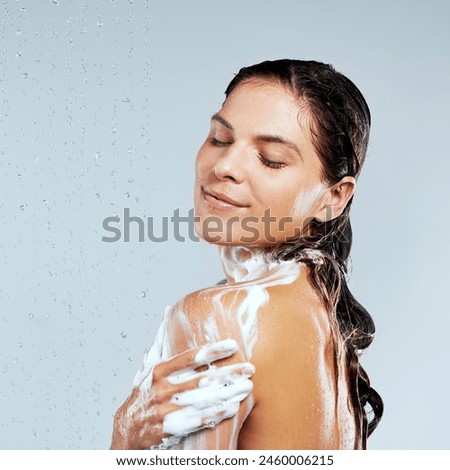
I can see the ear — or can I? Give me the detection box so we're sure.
[315,176,356,222]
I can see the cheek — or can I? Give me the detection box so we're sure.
[292,183,326,220]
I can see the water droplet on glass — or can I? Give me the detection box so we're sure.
[19,202,28,211]
[96,20,104,27]
[128,177,133,183]
[124,192,130,198]
[22,72,28,79]
[140,291,146,298]
[128,357,133,363]
[28,312,35,320]
[111,127,117,134]
[33,430,38,438]
[121,97,130,103]
[51,0,60,6]
[95,193,100,199]
[109,170,117,177]
[120,331,127,339]
[16,51,22,58]
[42,199,48,205]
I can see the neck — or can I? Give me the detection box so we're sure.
[218,245,279,284]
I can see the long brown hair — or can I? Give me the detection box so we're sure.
[225,59,383,449]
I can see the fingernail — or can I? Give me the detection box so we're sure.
[242,363,256,376]
[215,339,239,353]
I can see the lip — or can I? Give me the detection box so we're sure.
[202,186,249,209]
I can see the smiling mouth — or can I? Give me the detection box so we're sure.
[202,187,249,209]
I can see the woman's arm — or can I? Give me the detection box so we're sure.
[111,305,255,450]
[163,289,257,449]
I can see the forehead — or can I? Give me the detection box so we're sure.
[218,79,314,146]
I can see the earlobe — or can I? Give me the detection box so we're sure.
[316,177,356,222]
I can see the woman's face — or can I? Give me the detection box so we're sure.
[194,79,330,246]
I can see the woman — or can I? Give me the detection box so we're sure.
[111,59,383,450]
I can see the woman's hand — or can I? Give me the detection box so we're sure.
[110,339,255,450]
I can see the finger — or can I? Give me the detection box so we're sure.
[198,363,255,387]
[167,361,255,395]
[171,378,253,408]
[193,339,240,366]
[199,401,240,429]
[156,339,239,382]
[163,401,240,437]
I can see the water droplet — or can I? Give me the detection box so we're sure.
[120,331,127,339]
[128,177,133,183]
[22,72,28,79]
[33,430,38,438]
[16,51,22,58]
[124,192,130,198]
[96,20,104,27]
[42,199,48,205]
[109,170,117,177]
[19,202,28,211]
[28,312,35,320]
[17,173,22,178]
[68,230,73,236]
[111,127,117,134]
[121,97,130,103]
[128,357,133,363]
[51,0,60,6]
[95,151,101,160]
[95,193,100,199]
[139,291,146,298]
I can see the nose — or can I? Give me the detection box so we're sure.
[213,144,246,183]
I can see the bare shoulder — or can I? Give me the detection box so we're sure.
[165,284,248,360]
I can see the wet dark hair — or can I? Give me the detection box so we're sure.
[224,59,383,449]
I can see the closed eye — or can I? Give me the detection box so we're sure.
[210,137,231,147]
[258,155,285,169]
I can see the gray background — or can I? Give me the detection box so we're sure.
[1,0,449,449]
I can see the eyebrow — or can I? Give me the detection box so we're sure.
[211,113,304,162]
